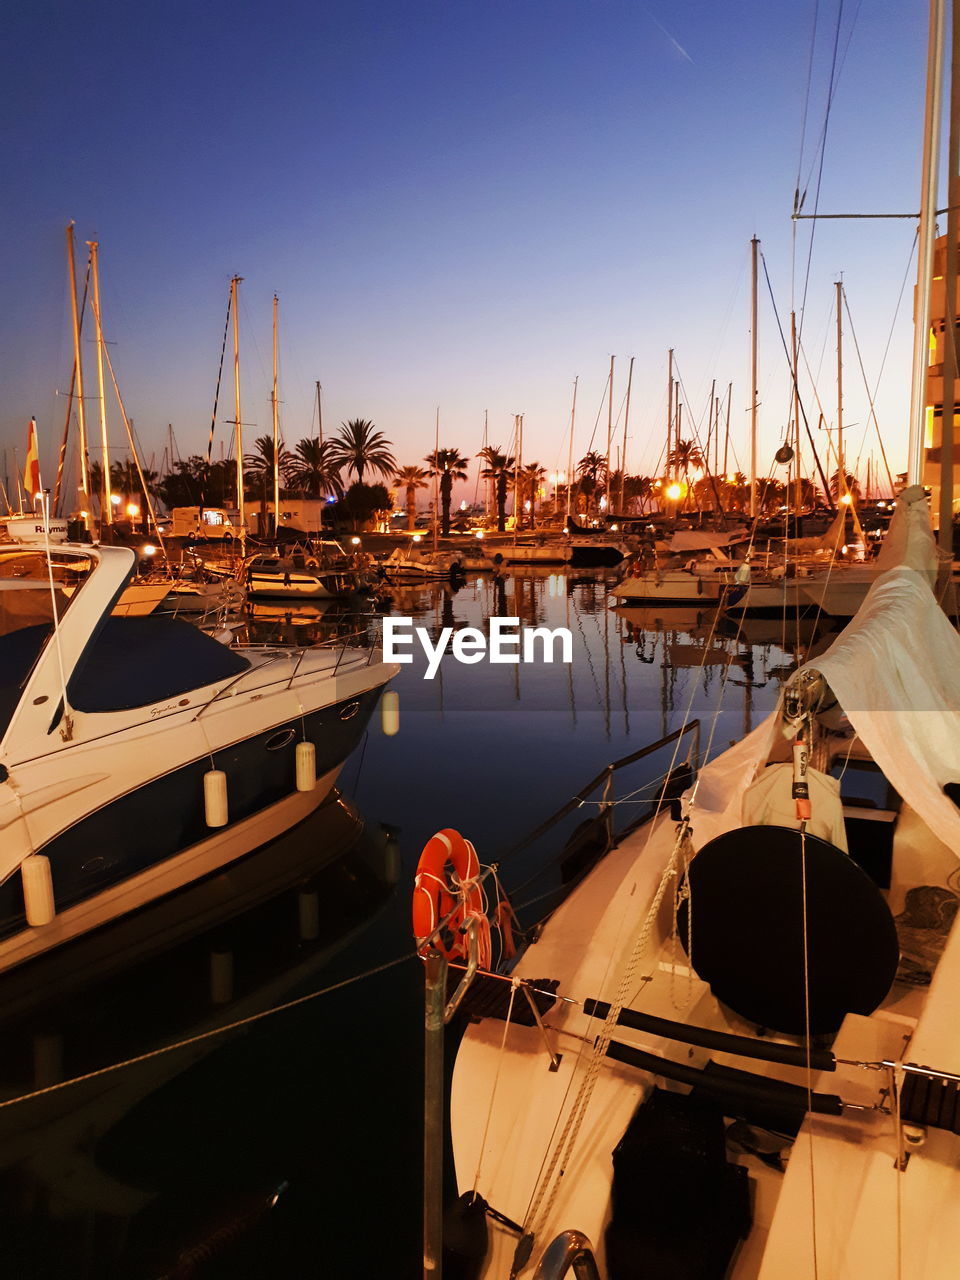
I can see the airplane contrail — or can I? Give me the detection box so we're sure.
[644,7,695,65]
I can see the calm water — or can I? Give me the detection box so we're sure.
[0,569,828,1278]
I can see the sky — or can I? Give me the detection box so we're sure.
[0,1,933,506]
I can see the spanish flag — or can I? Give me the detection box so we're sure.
[24,418,41,505]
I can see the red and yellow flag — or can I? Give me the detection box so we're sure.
[23,418,41,503]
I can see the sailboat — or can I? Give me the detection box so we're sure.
[443,5,960,1276]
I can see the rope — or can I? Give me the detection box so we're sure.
[521,822,691,1254]
[799,819,820,1280]
[472,978,520,1199]
[0,950,415,1112]
[205,286,233,487]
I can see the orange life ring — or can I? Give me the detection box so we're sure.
[412,828,483,959]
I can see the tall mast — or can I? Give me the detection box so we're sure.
[482,409,490,519]
[620,356,634,513]
[723,382,732,481]
[315,381,324,447]
[791,311,801,520]
[939,0,960,549]
[750,236,759,519]
[836,279,846,504]
[272,293,280,535]
[605,354,615,507]
[433,406,440,552]
[566,377,578,523]
[87,240,111,529]
[230,276,246,553]
[908,0,946,485]
[65,224,90,516]
[667,349,674,481]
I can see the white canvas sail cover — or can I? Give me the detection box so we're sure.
[685,487,960,857]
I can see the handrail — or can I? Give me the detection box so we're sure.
[532,1231,600,1280]
[499,719,700,862]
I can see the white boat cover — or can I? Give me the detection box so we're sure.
[667,528,748,552]
[685,487,960,857]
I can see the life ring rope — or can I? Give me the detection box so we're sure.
[413,828,506,968]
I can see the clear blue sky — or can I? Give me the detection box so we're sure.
[0,1,930,502]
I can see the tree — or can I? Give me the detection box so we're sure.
[394,464,429,531]
[667,439,705,511]
[425,447,469,535]
[520,462,546,529]
[328,419,396,485]
[478,446,514,532]
[244,435,294,536]
[577,451,606,515]
[624,475,655,515]
[287,438,344,500]
[331,481,391,531]
[829,469,860,506]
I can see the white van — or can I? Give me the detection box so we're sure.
[170,507,243,541]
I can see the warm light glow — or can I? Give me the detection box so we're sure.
[459,500,467,510]
[840,493,853,506]
[665,483,683,502]
[110,494,121,506]
[524,500,531,511]
[610,523,619,531]
[351,536,361,545]
[599,496,608,510]
[413,534,422,543]
[475,530,484,539]
[126,503,140,518]
[141,543,157,556]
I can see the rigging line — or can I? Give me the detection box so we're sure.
[206,286,233,474]
[472,979,520,1199]
[584,371,612,456]
[796,0,862,344]
[761,252,835,506]
[0,950,417,1112]
[794,0,823,302]
[842,251,916,493]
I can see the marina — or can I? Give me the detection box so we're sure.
[5,1,960,1277]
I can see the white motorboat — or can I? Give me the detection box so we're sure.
[0,534,397,974]
[244,549,356,599]
[382,545,465,579]
[448,487,960,1279]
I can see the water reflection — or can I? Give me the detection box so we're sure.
[0,794,398,1278]
[0,566,846,1276]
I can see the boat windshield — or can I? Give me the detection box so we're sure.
[0,549,81,740]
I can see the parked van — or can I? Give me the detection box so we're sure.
[170,507,243,541]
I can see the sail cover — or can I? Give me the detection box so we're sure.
[685,487,960,857]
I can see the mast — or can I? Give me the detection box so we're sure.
[66,224,90,518]
[908,0,946,486]
[566,377,578,524]
[750,236,759,519]
[939,0,960,551]
[791,311,801,521]
[231,275,245,553]
[433,406,440,552]
[604,355,615,509]
[321,376,330,448]
[836,279,847,506]
[667,349,674,481]
[272,293,280,536]
[87,240,111,529]
[620,356,634,513]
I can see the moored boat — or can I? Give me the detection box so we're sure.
[0,532,397,974]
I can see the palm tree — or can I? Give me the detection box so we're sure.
[667,439,705,511]
[287,438,344,500]
[625,475,655,515]
[829,469,860,506]
[328,419,396,485]
[577,451,606,515]
[394,464,429,531]
[425,447,469,535]
[478,446,514,532]
[244,435,294,535]
[520,462,546,529]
